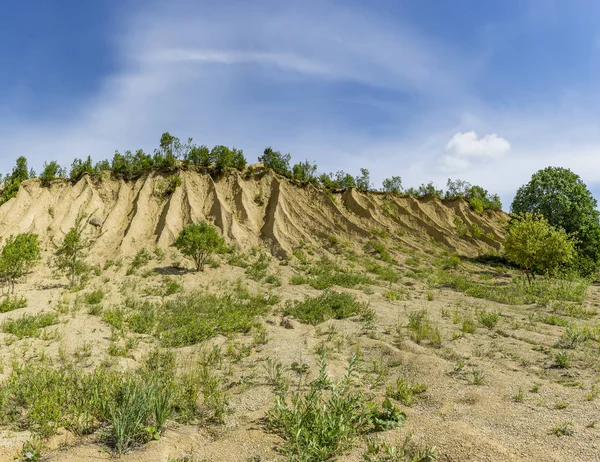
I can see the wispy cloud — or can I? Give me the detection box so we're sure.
[0,0,600,210]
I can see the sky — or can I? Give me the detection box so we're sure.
[1,0,600,208]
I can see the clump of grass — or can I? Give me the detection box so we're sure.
[290,258,372,290]
[511,388,524,403]
[267,354,405,461]
[157,290,274,347]
[434,271,589,305]
[470,368,486,385]
[461,315,476,334]
[365,241,394,264]
[364,435,438,462]
[127,249,152,275]
[102,307,125,330]
[2,313,59,339]
[406,310,440,346]
[84,290,105,305]
[0,296,27,313]
[552,422,575,437]
[283,290,367,326]
[127,300,157,335]
[477,310,500,329]
[384,288,410,301]
[386,377,427,406]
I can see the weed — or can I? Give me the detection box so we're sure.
[585,385,600,401]
[102,307,125,330]
[461,315,476,334]
[470,368,486,385]
[267,354,405,461]
[84,289,104,305]
[157,291,273,347]
[283,290,367,325]
[127,249,152,275]
[511,388,524,403]
[552,422,575,437]
[554,351,570,369]
[386,377,427,406]
[477,310,500,329]
[0,296,27,313]
[2,313,59,339]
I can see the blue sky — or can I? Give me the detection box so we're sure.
[1,0,600,207]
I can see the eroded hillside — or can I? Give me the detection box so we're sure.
[0,168,507,260]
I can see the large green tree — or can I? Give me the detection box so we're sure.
[511,167,600,276]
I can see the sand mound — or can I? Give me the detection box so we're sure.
[0,168,507,260]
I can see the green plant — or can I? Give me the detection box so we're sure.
[40,160,66,185]
[554,351,570,369]
[470,368,486,385]
[504,213,576,282]
[259,147,291,177]
[174,222,226,271]
[53,214,90,287]
[283,290,367,325]
[511,388,524,403]
[512,166,600,276]
[102,307,125,330]
[267,354,404,461]
[84,289,105,305]
[386,377,427,406]
[127,248,152,275]
[477,310,500,329]
[2,312,59,338]
[1,156,30,205]
[0,296,27,313]
[552,421,575,437]
[0,233,40,293]
[156,291,273,347]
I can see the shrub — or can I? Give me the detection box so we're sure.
[185,144,211,166]
[84,290,105,305]
[477,310,500,329]
[283,290,367,325]
[174,222,226,271]
[70,156,95,181]
[127,248,152,275]
[355,168,371,191]
[0,233,40,293]
[386,377,427,406]
[504,213,576,282]
[40,161,66,185]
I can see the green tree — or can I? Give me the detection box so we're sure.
[504,213,576,283]
[231,148,247,170]
[186,145,211,167]
[355,168,371,191]
[70,156,95,181]
[53,215,89,287]
[174,221,226,271]
[511,167,600,276]
[381,176,403,195]
[292,160,318,183]
[211,145,234,171]
[259,147,291,177]
[0,233,40,293]
[1,156,30,205]
[40,161,66,186]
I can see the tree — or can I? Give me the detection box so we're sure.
[355,168,371,191]
[511,166,600,276]
[504,213,576,283]
[381,176,403,195]
[174,222,226,271]
[231,148,247,171]
[70,156,95,181]
[211,145,234,171]
[186,145,211,167]
[292,160,318,183]
[1,156,30,205]
[40,161,66,186]
[53,215,89,287]
[259,147,291,177]
[0,233,40,293]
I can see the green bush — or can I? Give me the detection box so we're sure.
[174,222,226,271]
[283,290,366,325]
[259,147,291,176]
[2,312,59,338]
[40,161,66,185]
[504,213,576,282]
[0,232,40,293]
[0,296,27,313]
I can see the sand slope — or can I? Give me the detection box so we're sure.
[0,168,507,259]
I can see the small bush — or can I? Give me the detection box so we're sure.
[127,249,152,275]
[84,290,105,305]
[283,291,367,325]
[477,310,500,329]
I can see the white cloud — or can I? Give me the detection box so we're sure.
[439,131,511,172]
